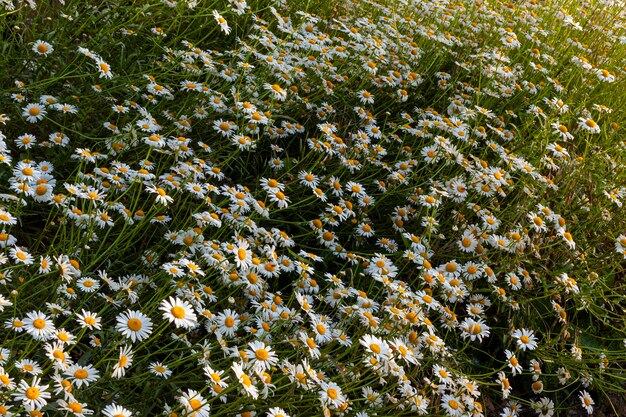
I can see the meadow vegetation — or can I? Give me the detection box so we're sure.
[0,0,625,415]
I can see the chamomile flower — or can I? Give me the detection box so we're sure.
[102,404,132,417]
[150,362,172,378]
[111,345,133,378]
[57,398,93,416]
[76,310,102,330]
[505,349,523,375]
[512,328,538,351]
[0,366,15,389]
[115,310,153,342]
[460,318,490,342]
[66,364,100,388]
[159,296,198,329]
[246,341,279,373]
[579,390,594,414]
[215,309,240,338]
[213,10,231,35]
[319,381,346,408]
[441,393,464,416]
[146,184,174,206]
[267,407,290,417]
[22,103,46,123]
[578,117,600,134]
[33,40,53,56]
[10,246,34,265]
[357,90,374,104]
[95,58,113,79]
[23,311,55,341]
[232,361,259,399]
[551,122,574,140]
[264,83,287,101]
[178,389,210,417]
[12,377,51,411]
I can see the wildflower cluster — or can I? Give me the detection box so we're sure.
[0,0,625,416]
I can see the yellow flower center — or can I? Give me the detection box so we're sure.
[25,387,40,400]
[171,306,185,319]
[127,318,142,331]
[327,388,338,400]
[189,399,202,410]
[255,348,269,361]
[74,369,88,379]
[33,318,46,329]
[68,402,83,413]
[468,323,481,335]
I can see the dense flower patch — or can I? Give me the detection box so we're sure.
[0,0,625,416]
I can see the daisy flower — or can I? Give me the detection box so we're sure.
[149,362,172,378]
[57,398,93,416]
[102,404,132,417]
[551,122,574,140]
[112,345,133,378]
[512,328,538,351]
[33,40,53,56]
[215,309,240,338]
[357,90,374,104]
[441,393,464,416]
[245,341,279,373]
[0,366,15,390]
[579,390,594,414]
[66,364,100,388]
[54,103,78,114]
[22,103,46,123]
[319,381,345,408]
[44,342,73,370]
[578,117,600,134]
[146,185,174,206]
[23,311,55,341]
[12,377,51,411]
[233,239,253,269]
[268,189,290,208]
[178,389,210,417]
[460,318,490,342]
[213,10,231,35]
[298,171,319,189]
[15,359,42,375]
[0,210,17,226]
[232,362,259,399]
[531,397,555,417]
[115,310,153,343]
[76,310,102,330]
[267,407,290,417]
[95,58,113,79]
[505,349,523,375]
[159,296,198,329]
[264,83,287,101]
[10,246,34,265]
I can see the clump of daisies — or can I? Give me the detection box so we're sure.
[0,0,625,416]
